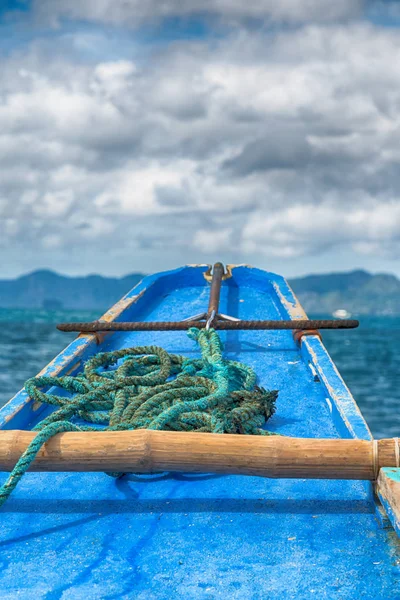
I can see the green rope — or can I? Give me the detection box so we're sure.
[0,328,278,507]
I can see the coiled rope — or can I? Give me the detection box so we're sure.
[0,328,278,506]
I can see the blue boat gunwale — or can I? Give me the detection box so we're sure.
[0,262,372,443]
[232,265,372,441]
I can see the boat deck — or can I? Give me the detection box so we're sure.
[0,265,399,599]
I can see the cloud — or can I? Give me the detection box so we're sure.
[194,228,233,253]
[26,0,364,28]
[222,128,316,174]
[242,200,400,258]
[1,10,400,275]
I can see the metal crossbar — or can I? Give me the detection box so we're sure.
[56,262,359,333]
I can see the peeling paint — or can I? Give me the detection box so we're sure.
[271,280,308,319]
[39,338,90,377]
[227,263,252,273]
[87,289,147,344]
[101,290,146,322]
[303,339,372,440]
[186,263,209,267]
[377,469,400,537]
[383,468,400,483]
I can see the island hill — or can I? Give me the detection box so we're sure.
[0,270,145,311]
[0,268,398,316]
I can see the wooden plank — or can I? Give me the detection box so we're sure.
[0,430,399,478]
[377,468,400,536]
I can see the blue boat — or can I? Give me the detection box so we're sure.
[0,263,399,599]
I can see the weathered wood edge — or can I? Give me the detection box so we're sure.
[377,468,400,537]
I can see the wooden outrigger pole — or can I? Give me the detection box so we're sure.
[0,430,398,479]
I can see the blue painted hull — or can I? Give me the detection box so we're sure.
[0,265,399,599]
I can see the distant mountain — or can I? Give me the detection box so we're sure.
[0,270,145,310]
[0,268,398,315]
[289,270,400,316]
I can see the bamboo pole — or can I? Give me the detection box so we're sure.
[0,430,398,479]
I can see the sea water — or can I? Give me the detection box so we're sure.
[0,309,398,438]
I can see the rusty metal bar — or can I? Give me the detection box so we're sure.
[207,262,224,324]
[57,319,359,333]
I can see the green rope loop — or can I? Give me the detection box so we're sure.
[0,328,278,507]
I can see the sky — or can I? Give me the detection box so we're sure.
[1,1,400,278]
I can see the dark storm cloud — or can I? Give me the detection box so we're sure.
[26,0,365,28]
[223,129,314,175]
